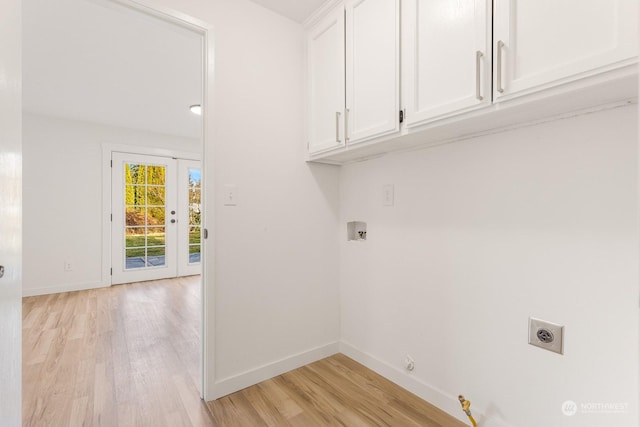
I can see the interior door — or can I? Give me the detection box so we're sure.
[112,152,178,284]
[0,0,23,423]
[177,160,202,277]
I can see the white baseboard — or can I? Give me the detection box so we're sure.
[209,341,340,400]
[22,280,110,297]
[339,341,511,427]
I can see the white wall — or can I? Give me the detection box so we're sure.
[133,0,342,399]
[339,105,639,427]
[22,113,200,296]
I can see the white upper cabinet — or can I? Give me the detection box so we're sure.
[345,0,400,144]
[402,0,491,127]
[306,0,637,162]
[307,4,346,154]
[493,0,638,100]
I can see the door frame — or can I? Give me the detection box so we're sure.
[101,0,214,401]
[102,144,201,285]
[0,0,22,423]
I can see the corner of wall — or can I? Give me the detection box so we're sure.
[338,341,511,427]
[208,342,340,400]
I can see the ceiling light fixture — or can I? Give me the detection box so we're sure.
[189,104,202,115]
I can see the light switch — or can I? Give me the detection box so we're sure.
[224,184,238,206]
[383,184,394,206]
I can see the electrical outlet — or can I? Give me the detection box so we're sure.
[64,261,73,272]
[529,317,564,355]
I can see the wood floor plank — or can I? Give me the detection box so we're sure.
[208,392,268,427]
[116,402,138,427]
[302,360,421,426]
[206,355,468,427]
[242,383,292,427]
[256,378,303,420]
[173,373,217,427]
[23,276,215,427]
[69,396,89,427]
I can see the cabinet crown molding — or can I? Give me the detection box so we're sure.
[304,0,344,29]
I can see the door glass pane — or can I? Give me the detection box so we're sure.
[126,249,146,269]
[189,206,201,225]
[188,168,202,265]
[188,226,201,263]
[125,185,139,205]
[188,226,201,245]
[147,186,165,206]
[147,227,166,246]
[125,163,146,185]
[126,207,145,226]
[124,161,167,270]
[125,227,145,248]
[147,246,166,266]
[147,165,166,185]
[147,207,165,225]
[125,164,147,206]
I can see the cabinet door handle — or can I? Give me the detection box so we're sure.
[345,109,350,142]
[476,50,484,101]
[336,111,342,143]
[497,40,505,94]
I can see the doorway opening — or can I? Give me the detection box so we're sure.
[23,0,212,402]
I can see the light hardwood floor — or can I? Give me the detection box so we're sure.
[207,354,468,427]
[23,276,214,427]
[24,277,467,427]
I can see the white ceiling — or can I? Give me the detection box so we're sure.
[23,0,203,139]
[22,0,324,139]
[248,0,327,23]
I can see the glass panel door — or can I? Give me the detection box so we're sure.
[112,153,177,284]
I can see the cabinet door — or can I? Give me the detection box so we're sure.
[494,0,638,100]
[403,0,491,127]
[307,4,346,154]
[345,0,400,145]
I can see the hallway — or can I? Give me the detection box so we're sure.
[22,276,213,427]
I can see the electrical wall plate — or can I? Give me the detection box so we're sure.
[223,184,238,206]
[382,184,394,206]
[529,317,564,355]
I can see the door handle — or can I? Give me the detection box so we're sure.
[0,265,4,278]
[336,112,341,143]
[497,40,505,94]
[171,219,176,224]
[475,50,484,101]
